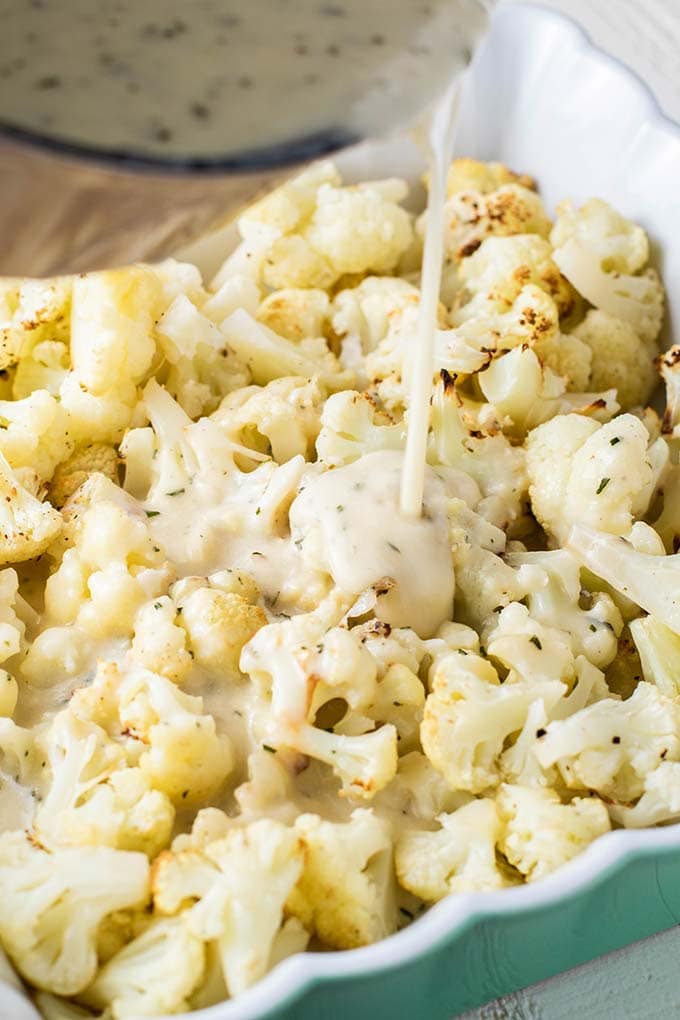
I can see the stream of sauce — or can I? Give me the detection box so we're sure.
[400,78,461,517]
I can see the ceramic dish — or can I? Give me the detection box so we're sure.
[4,3,680,1019]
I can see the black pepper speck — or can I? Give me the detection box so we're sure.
[190,101,210,118]
[35,74,61,90]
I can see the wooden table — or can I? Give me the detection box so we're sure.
[463,2,680,1017]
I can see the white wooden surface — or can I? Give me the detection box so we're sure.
[464,3,680,1018]
[528,0,680,121]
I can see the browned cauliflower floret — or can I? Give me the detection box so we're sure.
[48,443,119,508]
[0,450,61,564]
[0,275,72,370]
[436,184,551,261]
[179,586,267,676]
[256,288,330,342]
[445,158,537,197]
[287,810,396,950]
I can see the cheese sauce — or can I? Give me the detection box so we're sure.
[290,450,455,638]
[0,0,488,161]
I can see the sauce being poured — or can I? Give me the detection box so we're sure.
[400,79,462,517]
[290,450,455,638]
[0,0,489,161]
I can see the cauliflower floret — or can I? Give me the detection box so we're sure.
[171,808,232,852]
[331,276,422,364]
[356,621,426,678]
[52,471,140,557]
[395,799,505,902]
[629,614,680,699]
[568,524,680,636]
[571,309,658,410]
[535,681,680,801]
[44,496,171,637]
[12,338,70,400]
[221,308,350,390]
[438,184,551,261]
[513,550,623,669]
[35,711,174,857]
[454,234,578,322]
[242,607,397,797]
[479,346,618,438]
[47,443,119,508]
[0,389,74,481]
[233,747,298,824]
[532,330,593,393]
[287,809,395,949]
[153,257,207,306]
[444,285,570,381]
[0,450,61,564]
[179,586,266,676]
[342,662,424,753]
[164,344,251,420]
[156,292,224,365]
[82,917,205,1019]
[0,669,17,717]
[130,596,193,682]
[137,377,236,506]
[0,567,28,667]
[262,234,336,290]
[202,273,260,323]
[0,718,42,790]
[152,820,304,995]
[429,374,528,530]
[0,275,71,370]
[552,240,664,346]
[550,197,649,275]
[214,376,324,463]
[316,390,404,467]
[238,160,341,238]
[496,783,610,881]
[658,344,680,439]
[291,721,398,799]
[236,163,413,290]
[70,265,162,395]
[376,751,471,823]
[421,649,565,793]
[58,372,139,446]
[445,158,536,197]
[525,413,668,543]
[156,292,251,417]
[207,566,261,605]
[117,664,233,805]
[452,542,525,636]
[0,831,149,996]
[256,288,330,342]
[486,602,576,687]
[20,626,93,689]
[304,180,413,277]
[609,762,680,828]
[242,606,377,730]
[32,993,95,1020]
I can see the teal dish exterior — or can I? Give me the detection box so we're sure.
[252,841,680,1019]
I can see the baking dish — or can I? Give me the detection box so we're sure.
[4,3,680,1018]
